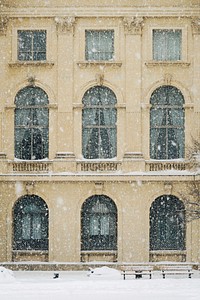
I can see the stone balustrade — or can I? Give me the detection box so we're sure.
[11,161,52,172]
[146,161,188,172]
[77,161,121,172]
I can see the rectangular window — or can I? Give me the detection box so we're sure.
[18,30,47,61]
[153,29,182,61]
[85,30,114,61]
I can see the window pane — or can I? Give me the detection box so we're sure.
[32,215,42,239]
[150,195,185,250]
[150,86,184,159]
[150,108,166,127]
[15,87,49,160]
[18,31,32,51]
[81,195,117,251]
[82,86,117,159]
[153,29,182,61]
[22,214,31,240]
[85,30,114,61]
[100,215,109,235]
[13,195,48,250]
[90,216,99,235]
[18,30,46,61]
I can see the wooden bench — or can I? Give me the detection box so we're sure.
[161,265,193,279]
[121,266,153,280]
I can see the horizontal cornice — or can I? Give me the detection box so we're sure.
[1,6,200,18]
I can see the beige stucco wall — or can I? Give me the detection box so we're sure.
[0,0,199,264]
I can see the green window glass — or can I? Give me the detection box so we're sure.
[153,29,182,61]
[18,30,46,61]
[150,86,185,159]
[150,195,185,251]
[13,195,48,250]
[85,30,114,61]
[82,86,117,159]
[81,195,117,251]
[15,86,49,160]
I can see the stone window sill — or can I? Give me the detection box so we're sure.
[77,60,122,69]
[8,61,54,67]
[145,61,190,67]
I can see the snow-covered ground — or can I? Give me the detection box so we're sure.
[0,266,200,300]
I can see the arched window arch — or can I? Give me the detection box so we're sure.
[81,195,117,251]
[150,85,185,159]
[82,86,117,159]
[13,195,49,250]
[150,195,185,251]
[15,86,49,160]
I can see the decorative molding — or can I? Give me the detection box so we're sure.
[164,73,173,85]
[191,17,200,35]
[0,16,9,35]
[145,61,190,67]
[141,103,152,110]
[123,152,144,160]
[77,61,122,69]
[27,75,36,86]
[55,152,75,159]
[11,161,52,172]
[78,161,121,172]
[25,182,35,195]
[123,17,144,35]
[95,73,104,86]
[164,182,173,195]
[94,182,104,195]
[146,161,188,172]
[55,16,76,34]
[8,61,55,68]
[0,152,7,159]
[73,103,83,110]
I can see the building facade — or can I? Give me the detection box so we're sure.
[0,0,200,265]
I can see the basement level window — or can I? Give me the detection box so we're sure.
[18,30,47,61]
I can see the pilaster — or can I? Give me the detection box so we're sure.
[55,16,76,157]
[191,18,200,137]
[123,17,144,164]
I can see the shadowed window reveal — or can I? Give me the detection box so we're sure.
[13,195,49,250]
[150,195,185,251]
[15,86,49,160]
[82,86,117,159]
[81,195,117,251]
[150,85,185,160]
[18,30,47,61]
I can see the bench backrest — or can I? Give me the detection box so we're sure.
[121,266,153,271]
[161,265,193,271]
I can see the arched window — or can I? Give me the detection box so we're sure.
[15,86,49,160]
[150,86,185,159]
[82,86,117,159]
[81,195,117,251]
[150,195,185,251]
[13,195,48,250]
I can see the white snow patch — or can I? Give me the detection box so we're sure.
[87,266,121,279]
[0,267,16,283]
